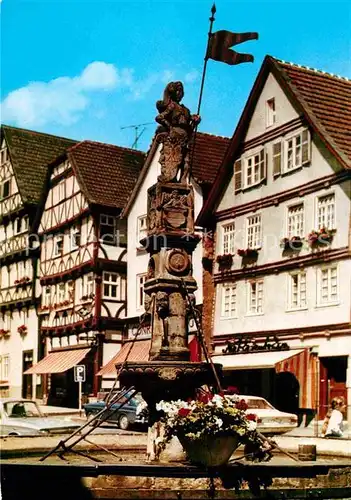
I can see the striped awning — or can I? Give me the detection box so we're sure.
[24,347,91,374]
[212,349,305,371]
[97,339,151,377]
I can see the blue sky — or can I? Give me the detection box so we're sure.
[1,0,350,151]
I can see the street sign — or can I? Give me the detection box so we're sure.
[74,364,86,383]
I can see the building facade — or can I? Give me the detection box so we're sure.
[197,57,351,423]
[0,125,75,399]
[25,140,145,406]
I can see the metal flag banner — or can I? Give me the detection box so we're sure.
[207,30,259,65]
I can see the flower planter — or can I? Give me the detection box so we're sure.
[216,254,233,270]
[179,434,240,467]
[281,237,303,251]
[237,248,258,259]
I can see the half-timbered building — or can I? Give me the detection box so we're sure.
[197,56,351,426]
[0,125,75,398]
[97,132,230,384]
[26,140,145,407]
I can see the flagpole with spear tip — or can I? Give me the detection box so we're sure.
[197,3,217,116]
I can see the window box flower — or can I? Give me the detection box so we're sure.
[0,329,10,338]
[280,236,303,251]
[215,254,233,269]
[308,227,334,247]
[155,391,270,467]
[17,324,28,336]
[14,277,31,287]
[237,248,259,259]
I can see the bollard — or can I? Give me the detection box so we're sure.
[298,444,317,461]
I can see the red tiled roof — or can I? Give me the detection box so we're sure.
[97,339,151,376]
[68,141,146,208]
[275,60,351,166]
[191,132,230,184]
[24,347,90,374]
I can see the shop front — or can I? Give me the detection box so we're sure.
[24,345,95,408]
[212,338,318,424]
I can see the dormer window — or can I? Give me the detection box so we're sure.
[266,98,276,127]
[1,179,11,200]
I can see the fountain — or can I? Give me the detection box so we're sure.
[118,80,222,460]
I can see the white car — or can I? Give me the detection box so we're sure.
[0,398,81,436]
[229,395,298,435]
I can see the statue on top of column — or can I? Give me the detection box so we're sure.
[155,81,201,184]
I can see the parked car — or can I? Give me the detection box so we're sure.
[228,395,298,435]
[83,391,148,430]
[0,398,81,436]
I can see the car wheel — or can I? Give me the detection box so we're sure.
[118,414,129,430]
[8,432,20,436]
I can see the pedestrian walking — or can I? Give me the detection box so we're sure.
[321,397,346,438]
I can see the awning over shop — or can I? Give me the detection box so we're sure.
[97,339,151,377]
[212,349,305,371]
[24,347,91,374]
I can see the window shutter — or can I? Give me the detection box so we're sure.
[273,141,282,177]
[260,148,266,181]
[302,129,310,165]
[234,159,242,192]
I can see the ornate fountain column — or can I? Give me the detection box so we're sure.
[119,81,222,460]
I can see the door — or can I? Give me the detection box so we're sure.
[22,350,33,399]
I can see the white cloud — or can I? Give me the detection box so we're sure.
[1,61,127,127]
[1,62,200,127]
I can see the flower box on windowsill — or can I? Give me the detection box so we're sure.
[280,236,303,251]
[216,254,233,269]
[237,248,259,259]
[14,277,31,287]
[17,325,28,336]
[0,329,10,338]
[308,228,335,248]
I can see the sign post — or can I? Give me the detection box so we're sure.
[74,365,86,415]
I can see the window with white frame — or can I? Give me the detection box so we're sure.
[288,272,307,310]
[57,282,66,302]
[317,194,335,230]
[287,204,304,238]
[222,223,235,254]
[244,149,265,188]
[221,283,237,318]
[246,215,261,249]
[1,179,11,199]
[82,273,94,297]
[284,129,310,172]
[137,215,148,246]
[318,266,338,305]
[136,274,146,309]
[100,214,117,245]
[266,98,276,127]
[70,226,81,250]
[0,355,10,381]
[103,272,120,299]
[247,280,264,314]
[53,235,64,257]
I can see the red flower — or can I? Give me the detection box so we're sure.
[178,408,191,417]
[235,399,248,411]
[246,413,257,421]
[226,386,238,395]
[197,392,213,404]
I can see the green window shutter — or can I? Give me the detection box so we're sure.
[302,129,310,165]
[273,141,282,177]
[234,159,242,192]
